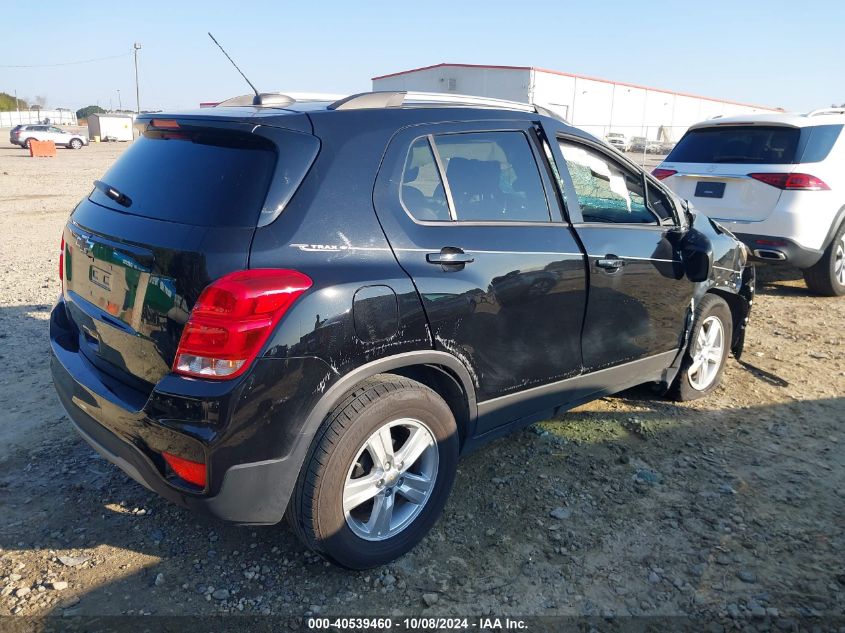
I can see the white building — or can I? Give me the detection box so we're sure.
[0,108,77,127]
[372,63,781,143]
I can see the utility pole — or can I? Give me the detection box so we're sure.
[133,42,142,114]
[117,89,122,111]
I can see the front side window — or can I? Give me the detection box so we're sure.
[433,131,550,222]
[400,137,450,221]
[646,181,675,222]
[558,141,655,224]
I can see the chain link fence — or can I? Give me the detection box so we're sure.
[573,124,690,169]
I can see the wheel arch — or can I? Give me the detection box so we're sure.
[821,204,845,251]
[281,350,477,508]
[705,287,748,356]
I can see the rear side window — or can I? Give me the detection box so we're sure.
[89,127,280,227]
[434,131,550,222]
[666,126,800,164]
[401,137,450,221]
[798,124,842,163]
[559,141,655,224]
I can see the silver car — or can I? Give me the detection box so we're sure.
[10,124,88,150]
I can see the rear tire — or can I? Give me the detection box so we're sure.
[23,138,34,149]
[802,223,845,296]
[287,375,458,569]
[670,294,733,401]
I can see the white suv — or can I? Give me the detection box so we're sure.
[10,124,88,150]
[605,132,630,152]
[653,108,845,295]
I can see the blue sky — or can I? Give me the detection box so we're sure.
[2,0,842,112]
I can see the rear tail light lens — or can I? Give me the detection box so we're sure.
[59,235,65,288]
[749,173,830,191]
[652,168,677,180]
[162,452,206,488]
[173,269,312,380]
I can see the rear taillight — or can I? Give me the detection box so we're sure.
[749,173,830,191]
[652,168,677,180]
[162,452,206,488]
[173,269,312,380]
[59,235,64,289]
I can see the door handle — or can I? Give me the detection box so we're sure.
[596,256,626,271]
[426,247,474,269]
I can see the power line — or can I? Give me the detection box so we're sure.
[0,51,132,69]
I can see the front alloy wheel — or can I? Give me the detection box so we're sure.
[671,294,733,401]
[687,315,724,391]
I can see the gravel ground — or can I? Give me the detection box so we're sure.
[0,136,843,629]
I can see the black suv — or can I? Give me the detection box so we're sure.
[50,91,754,569]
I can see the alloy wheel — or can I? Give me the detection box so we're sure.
[343,418,438,541]
[687,315,724,390]
[835,236,845,287]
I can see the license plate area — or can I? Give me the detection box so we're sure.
[89,265,112,291]
[694,181,726,198]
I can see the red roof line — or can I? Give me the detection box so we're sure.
[371,63,780,112]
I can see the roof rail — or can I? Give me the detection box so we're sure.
[216,92,348,108]
[806,107,845,117]
[328,91,537,113]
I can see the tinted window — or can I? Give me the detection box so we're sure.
[401,137,450,221]
[798,124,842,163]
[666,126,800,164]
[89,128,278,227]
[558,141,655,224]
[433,131,550,222]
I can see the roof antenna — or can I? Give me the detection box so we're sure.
[207,32,261,104]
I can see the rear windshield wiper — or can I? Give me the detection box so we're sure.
[93,180,133,208]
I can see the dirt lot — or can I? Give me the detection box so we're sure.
[0,136,843,629]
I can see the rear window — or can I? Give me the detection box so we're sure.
[666,126,800,164]
[89,127,278,227]
[667,124,843,165]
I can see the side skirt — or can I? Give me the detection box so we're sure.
[464,350,677,453]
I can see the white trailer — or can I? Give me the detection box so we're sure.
[87,114,134,142]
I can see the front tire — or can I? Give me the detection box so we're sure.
[802,223,845,296]
[670,294,733,401]
[69,138,83,150]
[288,375,458,569]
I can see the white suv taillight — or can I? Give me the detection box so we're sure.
[173,269,312,380]
[749,173,830,191]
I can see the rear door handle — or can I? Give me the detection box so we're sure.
[596,256,626,271]
[426,247,474,269]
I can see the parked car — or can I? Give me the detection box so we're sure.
[10,124,88,149]
[50,91,754,569]
[629,136,647,152]
[605,132,630,152]
[654,108,845,295]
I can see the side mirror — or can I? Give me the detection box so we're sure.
[680,228,713,282]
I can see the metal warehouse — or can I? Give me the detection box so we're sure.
[372,63,781,145]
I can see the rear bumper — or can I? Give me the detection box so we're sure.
[733,232,823,269]
[50,298,334,524]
